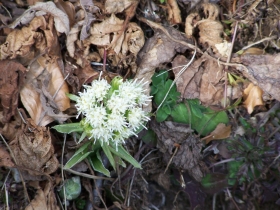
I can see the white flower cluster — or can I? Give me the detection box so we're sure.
[76,77,151,146]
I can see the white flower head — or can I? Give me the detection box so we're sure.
[76,77,152,147]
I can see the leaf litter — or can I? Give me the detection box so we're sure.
[0,0,280,209]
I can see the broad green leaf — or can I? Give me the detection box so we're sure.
[64,142,92,169]
[150,85,158,95]
[156,107,169,122]
[151,71,168,86]
[195,109,229,136]
[190,104,203,119]
[101,143,116,170]
[162,105,171,115]
[171,103,190,124]
[66,93,79,102]
[154,80,176,105]
[53,123,83,134]
[89,151,110,177]
[109,145,141,169]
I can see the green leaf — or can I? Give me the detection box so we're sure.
[109,145,141,169]
[142,129,157,147]
[190,104,203,119]
[222,20,233,24]
[53,123,83,134]
[195,109,229,136]
[171,103,190,124]
[172,100,229,136]
[89,151,110,177]
[162,105,171,115]
[101,143,116,170]
[150,85,159,95]
[59,176,81,200]
[66,93,79,102]
[201,173,228,193]
[152,70,168,86]
[156,106,169,122]
[64,142,92,169]
[78,132,88,144]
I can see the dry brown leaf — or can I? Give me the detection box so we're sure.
[9,119,59,178]
[105,0,137,14]
[185,3,224,51]
[234,54,280,101]
[135,24,190,112]
[89,14,124,52]
[54,0,75,28]
[151,120,205,181]
[199,59,224,106]
[243,83,264,114]
[201,123,231,144]
[122,22,145,55]
[66,20,84,58]
[20,83,54,126]
[172,55,206,99]
[25,189,47,210]
[79,0,99,40]
[20,57,70,126]
[185,12,200,38]
[0,111,23,141]
[197,19,224,49]
[1,16,52,60]
[0,146,15,167]
[0,60,26,122]
[167,0,182,24]
[9,1,69,34]
[25,181,59,210]
[201,3,220,20]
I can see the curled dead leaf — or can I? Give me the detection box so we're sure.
[197,19,224,48]
[151,120,205,181]
[185,12,200,38]
[185,3,224,51]
[90,14,124,51]
[9,1,69,34]
[105,0,137,14]
[135,23,191,112]
[0,146,15,168]
[234,54,280,102]
[201,123,231,144]
[20,56,70,126]
[25,181,59,210]
[167,0,182,24]
[1,16,58,60]
[9,119,59,178]
[243,83,264,114]
[0,60,26,122]
[199,59,224,106]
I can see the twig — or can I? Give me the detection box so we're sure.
[226,188,240,210]
[164,146,178,174]
[0,134,31,204]
[61,134,67,210]
[223,21,239,108]
[240,35,277,51]
[61,167,114,181]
